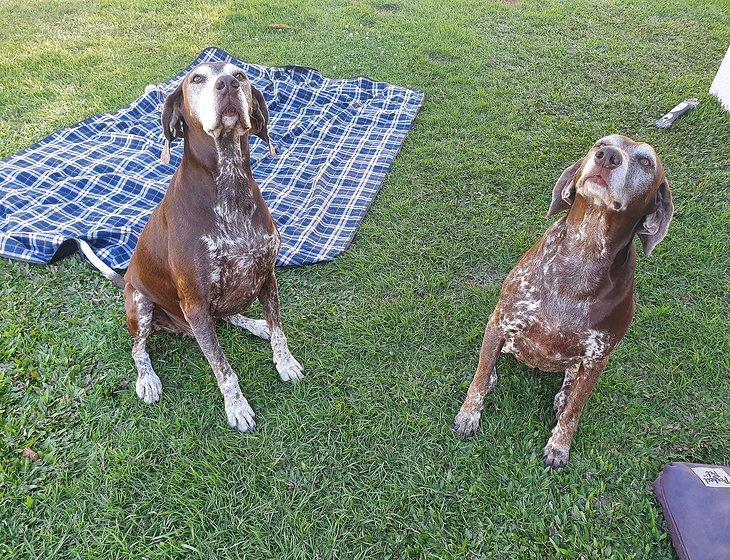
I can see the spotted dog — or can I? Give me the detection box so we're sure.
[81,62,302,431]
[453,135,674,468]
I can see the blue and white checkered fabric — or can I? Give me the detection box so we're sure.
[0,47,423,269]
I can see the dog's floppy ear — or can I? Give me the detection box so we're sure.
[547,159,583,216]
[250,85,276,157]
[160,83,185,164]
[636,180,673,256]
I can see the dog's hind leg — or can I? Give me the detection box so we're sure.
[259,273,304,382]
[454,315,504,437]
[225,315,270,340]
[553,363,580,419]
[125,288,163,404]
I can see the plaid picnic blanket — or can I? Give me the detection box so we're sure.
[0,47,423,269]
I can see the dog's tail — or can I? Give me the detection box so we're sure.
[77,239,126,289]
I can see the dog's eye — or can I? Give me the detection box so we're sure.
[191,74,204,84]
[594,141,606,149]
[638,156,652,167]
[235,72,245,81]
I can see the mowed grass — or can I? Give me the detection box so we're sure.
[1,0,729,558]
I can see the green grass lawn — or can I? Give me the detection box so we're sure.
[1,0,729,558]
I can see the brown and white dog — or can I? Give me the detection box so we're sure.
[453,134,674,468]
[83,62,303,431]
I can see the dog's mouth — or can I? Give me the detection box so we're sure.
[577,169,624,210]
[220,104,240,119]
[218,102,252,130]
[583,173,608,188]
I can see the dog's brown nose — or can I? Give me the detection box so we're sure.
[215,75,241,93]
[594,146,622,169]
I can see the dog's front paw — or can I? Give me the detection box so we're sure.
[136,373,162,404]
[225,397,256,432]
[543,440,570,469]
[453,409,481,437]
[275,353,304,382]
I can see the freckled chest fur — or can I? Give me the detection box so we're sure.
[202,132,280,317]
[496,201,635,371]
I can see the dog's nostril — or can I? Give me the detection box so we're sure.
[596,150,605,160]
[216,80,226,91]
[230,79,240,89]
[612,201,622,211]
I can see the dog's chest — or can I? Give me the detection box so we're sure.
[497,242,614,370]
[202,206,280,314]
